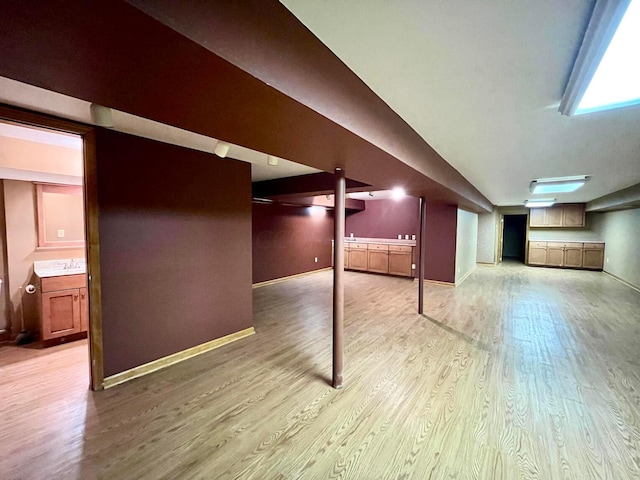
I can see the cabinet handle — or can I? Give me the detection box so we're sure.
[74,294,79,300]
[81,292,85,298]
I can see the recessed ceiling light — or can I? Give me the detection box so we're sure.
[524,199,556,208]
[391,187,406,200]
[530,175,590,194]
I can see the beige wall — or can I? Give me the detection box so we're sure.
[591,208,640,289]
[477,211,498,264]
[455,208,478,283]
[0,135,82,177]
[3,180,85,334]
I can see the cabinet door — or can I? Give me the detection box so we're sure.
[583,246,604,269]
[367,250,389,273]
[563,245,583,268]
[42,288,81,340]
[349,249,368,270]
[344,248,350,268]
[529,209,547,227]
[546,206,563,227]
[528,242,547,265]
[388,252,412,276]
[546,244,564,266]
[562,204,585,227]
[80,287,89,333]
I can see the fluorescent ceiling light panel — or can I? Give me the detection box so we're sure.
[576,0,640,114]
[525,199,556,208]
[530,175,590,194]
[559,0,640,116]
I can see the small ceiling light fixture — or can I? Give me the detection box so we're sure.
[559,0,640,116]
[524,198,556,208]
[391,187,406,200]
[89,103,113,128]
[530,175,590,194]
[214,141,230,158]
[267,155,279,166]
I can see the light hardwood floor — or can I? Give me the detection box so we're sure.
[1,262,639,479]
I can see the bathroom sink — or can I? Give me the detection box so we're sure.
[34,259,86,277]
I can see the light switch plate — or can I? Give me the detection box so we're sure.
[57,229,65,238]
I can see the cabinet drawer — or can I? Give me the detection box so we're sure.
[41,274,87,293]
[368,243,389,251]
[350,243,368,250]
[529,241,547,248]
[388,245,412,253]
[546,242,567,248]
[583,242,604,250]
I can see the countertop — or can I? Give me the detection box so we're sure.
[336,237,417,246]
[530,239,604,243]
[34,259,87,278]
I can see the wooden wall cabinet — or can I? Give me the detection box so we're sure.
[527,241,604,270]
[39,274,88,343]
[529,204,585,228]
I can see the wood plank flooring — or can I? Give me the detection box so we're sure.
[1,262,640,479]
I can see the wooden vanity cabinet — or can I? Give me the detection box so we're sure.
[39,274,88,343]
[388,245,413,276]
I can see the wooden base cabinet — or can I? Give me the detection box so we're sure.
[388,245,413,276]
[348,243,368,271]
[527,241,603,270]
[38,274,88,344]
[342,240,415,277]
[582,243,605,270]
[367,244,389,274]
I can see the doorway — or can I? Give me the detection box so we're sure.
[501,214,527,263]
[0,105,103,390]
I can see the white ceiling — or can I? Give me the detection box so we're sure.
[281,0,640,206]
[0,77,320,183]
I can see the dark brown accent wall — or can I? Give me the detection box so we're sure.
[95,129,252,377]
[253,202,333,284]
[0,2,492,212]
[345,198,420,240]
[424,204,458,283]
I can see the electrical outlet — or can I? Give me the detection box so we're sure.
[411,263,416,270]
[314,257,318,263]
[57,229,65,238]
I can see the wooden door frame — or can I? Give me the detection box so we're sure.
[0,104,104,391]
